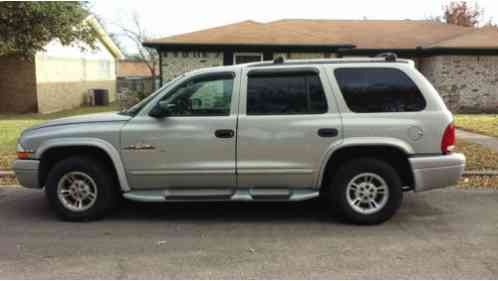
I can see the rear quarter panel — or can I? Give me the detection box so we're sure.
[324,63,453,155]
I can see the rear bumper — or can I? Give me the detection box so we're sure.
[409,153,465,192]
[12,159,40,189]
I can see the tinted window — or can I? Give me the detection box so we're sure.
[247,72,327,115]
[334,68,426,113]
[158,73,234,116]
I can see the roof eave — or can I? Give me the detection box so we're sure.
[142,42,355,52]
[338,47,498,56]
[85,15,125,60]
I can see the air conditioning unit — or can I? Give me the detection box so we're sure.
[87,89,109,106]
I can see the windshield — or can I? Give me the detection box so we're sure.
[121,75,185,116]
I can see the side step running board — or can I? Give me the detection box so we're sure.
[123,188,319,203]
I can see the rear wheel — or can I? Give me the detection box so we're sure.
[45,156,119,221]
[325,158,403,225]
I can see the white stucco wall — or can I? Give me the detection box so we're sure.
[35,39,115,83]
[34,39,117,113]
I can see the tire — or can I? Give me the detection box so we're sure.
[45,156,119,221]
[325,158,403,225]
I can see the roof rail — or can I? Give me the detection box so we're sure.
[273,56,285,64]
[246,55,410,68]
[375,52,398,62]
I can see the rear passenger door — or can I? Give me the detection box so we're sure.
[236,66,342,189]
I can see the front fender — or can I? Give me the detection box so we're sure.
[36,138,130,192]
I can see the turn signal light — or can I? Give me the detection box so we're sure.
[17,151,33,160]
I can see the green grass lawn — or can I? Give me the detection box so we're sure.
[455,114,498,138]
[0,103,120,169]
[455,140,498,171]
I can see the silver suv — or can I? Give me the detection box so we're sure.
[13,56,465,224]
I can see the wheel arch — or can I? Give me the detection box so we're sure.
[36,138,130,192]
[316,140,415,191]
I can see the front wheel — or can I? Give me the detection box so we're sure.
[325,158,403,225]
[45,156,119,221]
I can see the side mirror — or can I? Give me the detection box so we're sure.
[149,101,176,118]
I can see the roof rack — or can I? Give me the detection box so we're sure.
[375,52,397,62]
[247,54,408,68]
[273,56,285,64]
[270,53,399,65]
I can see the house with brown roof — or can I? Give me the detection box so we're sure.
[116,60,159,95]
[144,19,498,113]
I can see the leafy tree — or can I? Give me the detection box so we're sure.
[0,2,97,58]
[443,1,483,27]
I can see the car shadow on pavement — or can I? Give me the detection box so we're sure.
[107,199,337,223]
[3,189,444,225]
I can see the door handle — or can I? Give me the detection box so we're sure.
[318,128,339,138]
[215,129,235,139]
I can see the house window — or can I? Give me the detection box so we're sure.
[233,52,263,65]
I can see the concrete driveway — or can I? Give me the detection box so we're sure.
[0,186,497,279]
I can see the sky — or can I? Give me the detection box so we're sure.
[89,0,498,54]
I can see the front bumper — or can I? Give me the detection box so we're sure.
[409,153,465,192]
[12,159,40,189]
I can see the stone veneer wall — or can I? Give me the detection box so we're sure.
[161,51,223,82]
[160,51,338,84]
[419,56,498,113]
[0,56,38,113]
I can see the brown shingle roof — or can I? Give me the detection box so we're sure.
[145,19,488,49]
[430,26,498,48]
[117,61,157,77]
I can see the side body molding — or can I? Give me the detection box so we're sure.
[314,137,415,189]
[35,138,130,192]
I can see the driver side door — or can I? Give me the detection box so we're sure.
[121,71,239,190]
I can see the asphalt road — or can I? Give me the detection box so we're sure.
[0,186,497,279]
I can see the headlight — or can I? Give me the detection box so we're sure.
[16,143,35,160]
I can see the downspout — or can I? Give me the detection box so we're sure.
[159,48,163,87]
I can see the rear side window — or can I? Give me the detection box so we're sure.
[334,68,426,113]
[247,72,328,115]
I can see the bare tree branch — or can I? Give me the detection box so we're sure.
[111,11,159,86]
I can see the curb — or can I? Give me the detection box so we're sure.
[0,170,14,176]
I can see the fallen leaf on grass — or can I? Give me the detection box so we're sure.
[458,176,498,189]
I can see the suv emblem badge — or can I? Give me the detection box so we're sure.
[123,143,156,151]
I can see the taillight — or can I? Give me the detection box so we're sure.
[441,123,456,154]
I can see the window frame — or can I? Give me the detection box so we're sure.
[333,67,427,114]
[153,71,236,117]
[245,69,329,116]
